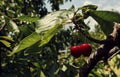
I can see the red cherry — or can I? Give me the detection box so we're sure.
[70,46,82,58]
[79,43,92,56]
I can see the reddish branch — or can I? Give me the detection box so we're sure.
[79,23,120,77]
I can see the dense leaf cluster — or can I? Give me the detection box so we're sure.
[0,0,120,77]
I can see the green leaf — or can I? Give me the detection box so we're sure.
[9,20,20,33]
[9,10,73,55]
[0,36,14,47]
[40,71,46,77]
[39,23,62,47]
[92,11,120,22]
[0,1,4,6]
[0,36,14,42]
[80,4,98,11]
[17,15,40,22]
[79,5,98,18]
[61,65,67,72]
[89,71,102,77]
[19,24,35,36]
[35,9,73,33]
[21,10,73,54]
[32,62,40,68]
[24,41,42,54]
[90,10,120,35]
[35,10,73,47]
[0,40,11,47]
[9,32,40,56]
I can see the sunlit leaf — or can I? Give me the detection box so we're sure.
[0,36,14,42]
[90,10,120,35]
[39,23,62,47]
[36,10,73,47]
[89,71,103,77]
[0,40,11,47]
[17,15,40,22]
[80,4,98,11]
[80,5,98,19]
[32,62,40,68]
[0,36,14,47]
[61,65,67,72]
[9,20,20,33]
[40,71,46,77]
[35,9,73,33]
[25,10,73,53]
[9,32,40,56]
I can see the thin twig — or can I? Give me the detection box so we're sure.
[108,49,120,61]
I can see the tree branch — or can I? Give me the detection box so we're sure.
[79,23,120,77]
[79,41,116,77]
[108,46,120,61]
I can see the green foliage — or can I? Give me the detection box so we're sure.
[17,15,40,22]
[90,10,120,35]
[80,4,98,10]
[35,9,73,33]
[77,4,120,35]
[80,4,98,15]
[39,23,63,47]
[0,39,11,47]
[9,20,20,33]
[0,36,14,52]
[0,36,14,42]
[78,5,98,19]
[8,10,72,56]
[9,32,41,56]
[1,2,120,77]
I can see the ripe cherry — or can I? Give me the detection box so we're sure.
[79,43,92,56]
[70,46,82,58]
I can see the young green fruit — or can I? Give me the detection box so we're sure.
[70,46,82,58]
[79,43,92,56]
